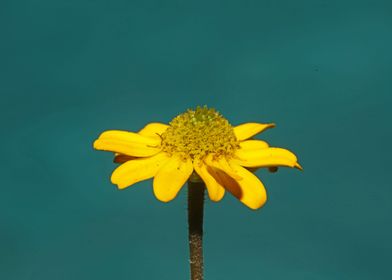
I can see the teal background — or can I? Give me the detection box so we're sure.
[1,0,391,279]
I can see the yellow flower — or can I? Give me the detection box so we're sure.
[93,106,301,210]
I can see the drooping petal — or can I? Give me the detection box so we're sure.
[111,152,170,189]
[193,158,225,202]
[153,156,193,202]
[239,139,269,150]
[138,123,169,138]
[93,130,161,157]
[234,147,300,169]
[212,161,267,210]
[233,123,275,141]
[204,154,242,180]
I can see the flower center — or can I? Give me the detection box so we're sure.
[161,106,239,161]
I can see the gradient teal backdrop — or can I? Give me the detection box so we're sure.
[1,0,391,279]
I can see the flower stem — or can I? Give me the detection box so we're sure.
[187,180,205,280]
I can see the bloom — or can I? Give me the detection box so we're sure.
[93,107,301,210]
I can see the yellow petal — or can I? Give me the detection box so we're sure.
[94,130,161,157]
[98,130,159,145]
[239,140,269,150]
[204,154,242,181]
[213,161,267,210]
[111,152,170,189]
[193,159,225,202]
[153,156,193,202]
[234,147,299,168]
[233,123,275,141]
[94,139,161,157]
[138,122,169,138]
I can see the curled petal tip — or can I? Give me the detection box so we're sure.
[115,184,126,190]
[111,179,127,190]
[295,163,303,171]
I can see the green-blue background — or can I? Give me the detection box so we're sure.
[1,0,391,279]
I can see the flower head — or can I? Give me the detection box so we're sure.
[93,106,301,210]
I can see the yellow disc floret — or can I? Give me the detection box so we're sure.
[161,106,239,162]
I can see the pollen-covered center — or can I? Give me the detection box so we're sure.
[161,107,239,161]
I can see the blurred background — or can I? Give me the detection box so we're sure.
[1,0,391,279]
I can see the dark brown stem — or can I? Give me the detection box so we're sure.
[187,180,205,280]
